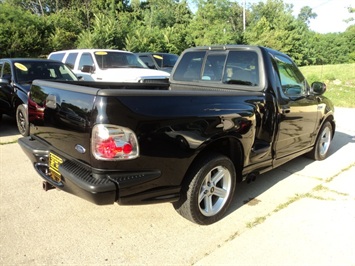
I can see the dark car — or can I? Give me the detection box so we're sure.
[0,58,78,136]
[135,53,178,73]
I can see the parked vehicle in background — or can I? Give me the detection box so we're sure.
[19,45,335,225]
[48,49,170,83]
[0,58,78,136]
[136,53,178,73]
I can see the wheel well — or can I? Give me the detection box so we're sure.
[13,98,24,111]
[323,115,336,139]
[184,137,244,185]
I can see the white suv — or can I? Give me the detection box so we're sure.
[48,49,170,83]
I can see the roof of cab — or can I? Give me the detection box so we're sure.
[49,49,133,54]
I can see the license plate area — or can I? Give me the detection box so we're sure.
[49,152,63,182]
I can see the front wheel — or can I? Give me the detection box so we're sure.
[173,153,236,225]
[16,104,29,136]
[308,121,333,160]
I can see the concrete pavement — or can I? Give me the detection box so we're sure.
[1,108,354,265]
[196,166,355,265]
[0,115,21,144]
[196,107,355,266]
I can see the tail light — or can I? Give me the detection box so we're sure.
[91,124,139,160]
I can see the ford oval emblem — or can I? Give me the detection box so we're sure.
[75,144,86,154]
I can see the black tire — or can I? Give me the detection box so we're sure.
[16,104,29,136]
[308,121,333,160]
[173,153,236,225]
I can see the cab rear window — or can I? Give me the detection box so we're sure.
[173,50,260,87]
[49,53,65,62]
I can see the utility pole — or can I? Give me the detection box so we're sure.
[243,0,246,31]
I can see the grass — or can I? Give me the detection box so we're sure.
[0,140,18,145]
[245,193,329,229]
[300,63,355,108]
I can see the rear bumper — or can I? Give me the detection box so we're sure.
[18,137,173,205]
[19,136,117,205]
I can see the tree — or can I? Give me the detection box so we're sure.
[297,6,317,25]
[126,0,192,53]
[186,0,243,47]
[0,3,49,57]
[244,0,293,49]
[244,0,317,65]
[0,0,353,63]
[77,13,122,49]
[344,25,355,62]
[46,7,85,52]
[3,0,78,15]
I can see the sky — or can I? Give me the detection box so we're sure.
[248,0,355,33]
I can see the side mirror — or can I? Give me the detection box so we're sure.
[145,62,156,69]
[81,65,95,74]
[311,82,326,95]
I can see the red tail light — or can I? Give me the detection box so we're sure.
[92,124,139,160]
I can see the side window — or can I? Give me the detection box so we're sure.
[58,65,76,80]
[2,62,12,80]
[65,53,78,69]
[274,55,306,96]
[152,54,163,67]
[125,54,138,66]
[49,53,65,62]
[78,53,94,71]
[223,51,259,86]
[139,55,155,68]
[172,51,205,81]
[14,62,31,82]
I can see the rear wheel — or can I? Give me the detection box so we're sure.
[308,121,333,160]
[16,104,29,136]
[173,153,236,225]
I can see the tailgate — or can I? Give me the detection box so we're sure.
[29,80,99,164]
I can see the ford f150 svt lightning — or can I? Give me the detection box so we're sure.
[19,45,335,225]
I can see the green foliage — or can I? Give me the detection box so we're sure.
[186,0,243,46]
[300,64,355,108]
[0,0,353,64]
[77,13,122,49]
[297,6,317,24]
[244,0,316,65]
[46,8,84,53]
[125,26,163,52]
[0,3,49,57]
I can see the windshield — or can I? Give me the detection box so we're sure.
[152,54,178,68]
[14,61,78,83]
[94,51,147,69]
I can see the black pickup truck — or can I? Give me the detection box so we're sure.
[19,45,335,225]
